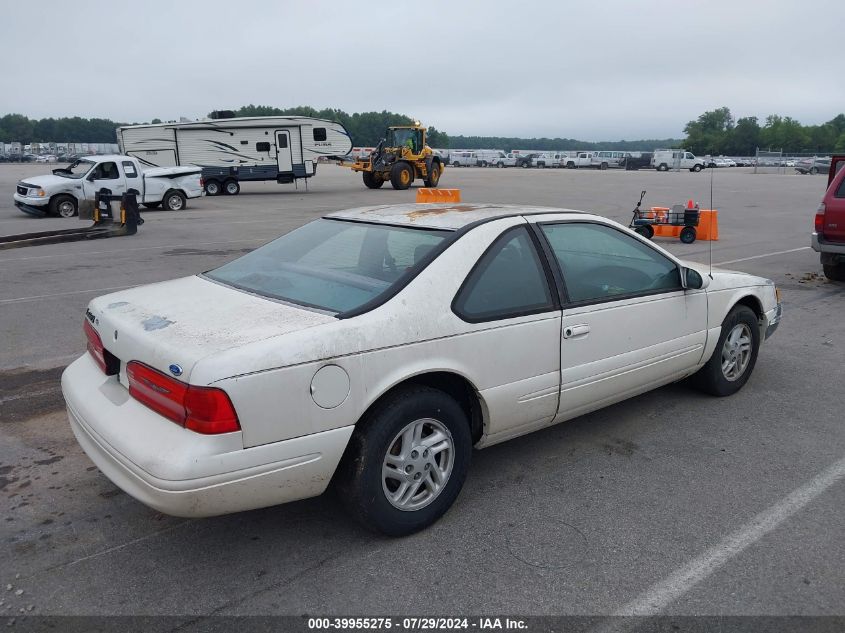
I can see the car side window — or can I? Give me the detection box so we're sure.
[539,222,682,304]
[453,226,554,322]
[93,162,119,180]
[121,161,138,178]
[835,176,845,199]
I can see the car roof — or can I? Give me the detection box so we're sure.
[325,203,585,231]
[74,154,123,161]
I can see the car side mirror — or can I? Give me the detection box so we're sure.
[681,266,709,290]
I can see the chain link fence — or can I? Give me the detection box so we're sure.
[754,148,834,175]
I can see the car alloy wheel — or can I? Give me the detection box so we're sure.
[382,418,455,511]
[166,194,184,210]
[58,200,76,217]
[721,323,752,381]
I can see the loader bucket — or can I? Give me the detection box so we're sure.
[416,188,461,203]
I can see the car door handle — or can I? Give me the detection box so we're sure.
[563,324,590,339]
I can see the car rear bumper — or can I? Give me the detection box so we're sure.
[62,354,354,518]
[812,232,845,256]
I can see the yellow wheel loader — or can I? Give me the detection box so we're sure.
[339,123,443,190]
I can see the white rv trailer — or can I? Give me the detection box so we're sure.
[116,116,352,195]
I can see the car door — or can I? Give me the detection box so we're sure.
[451,223,562,443]
[535,218,708,421]
[83,161,125,197]
[120,160,143,196]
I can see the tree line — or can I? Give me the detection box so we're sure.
[0,114,125,144]
[3,105,844,154]
[683,107,845,155]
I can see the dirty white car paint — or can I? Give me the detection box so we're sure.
[62,203,782,534]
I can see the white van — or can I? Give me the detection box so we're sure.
[449,151,478,167]
[593,151,627,168]
[652,149,704,172]
[474,149,506,167]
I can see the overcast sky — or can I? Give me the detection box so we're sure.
[2,1,842,140]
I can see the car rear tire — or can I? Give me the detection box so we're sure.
[363,171,385,189]
[163,190,187,211]
[223,179,240,195]
[822,263,845,281]
[657,164,668,172]
[600,162,608,170]
[497,162,504,168]
[810,167,819,175]
[691,305,760,397]
[335,386,472,536]
[50,195,78,218]
[679,226,697,243]
[692,164,702,172]
[390,162,414,190]
[204,180,221,196]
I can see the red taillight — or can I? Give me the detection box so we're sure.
[199,176,205,188]
[815,202,826,236]
[84,319,107,373]
[126,361,240,434]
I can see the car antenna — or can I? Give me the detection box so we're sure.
[708,165,714,279]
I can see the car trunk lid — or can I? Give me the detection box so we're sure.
[86,275,335,386]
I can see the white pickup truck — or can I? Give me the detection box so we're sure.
[490,152,519,168]
[14,155,203,217]
[532,153,564,168]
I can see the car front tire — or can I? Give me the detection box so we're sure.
[335,386,472,536]
[691,305,760,397]
[50,194,78,218]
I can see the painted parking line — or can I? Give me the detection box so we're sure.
[0,284,140,305]
[714,246,811,266]
[0,237,266,264]
[603,455,845,622]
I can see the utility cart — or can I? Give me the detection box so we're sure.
[629,191,700,244]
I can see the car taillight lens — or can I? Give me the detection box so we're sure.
[815,202,826,236]
[199,176,204,187]
[126,361,240,434]
[84,319,107,373]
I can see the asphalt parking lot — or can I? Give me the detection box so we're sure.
[1,164,843,623]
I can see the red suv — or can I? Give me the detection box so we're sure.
[812,156,845,281]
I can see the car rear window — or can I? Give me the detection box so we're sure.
[205,219,450,313]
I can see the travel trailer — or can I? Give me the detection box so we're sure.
[117,116,352,195]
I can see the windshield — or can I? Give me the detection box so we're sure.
[206,219,450,313]
[58,159,95,178]
[388,128,416,149]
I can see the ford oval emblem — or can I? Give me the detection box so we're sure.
[168,364,183,377]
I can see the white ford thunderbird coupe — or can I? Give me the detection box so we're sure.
[62,203,782,535]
